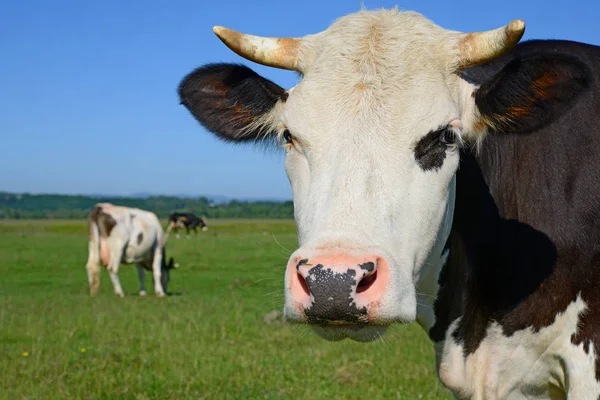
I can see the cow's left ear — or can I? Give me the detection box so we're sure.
[466,54,592,138]
[178,63,287,144]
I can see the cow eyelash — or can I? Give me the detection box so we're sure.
[438,128,456,145]
[438,126,461,147]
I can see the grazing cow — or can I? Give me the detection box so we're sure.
[178,9,600,399]
[86,203,177,297]
[167,212,207,238]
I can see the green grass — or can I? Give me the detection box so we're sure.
[0,219,451,399]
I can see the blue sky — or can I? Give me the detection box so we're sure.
[1,0,598,199]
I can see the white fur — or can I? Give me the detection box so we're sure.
[436,296,600,399]
[279,9,465,335]
[86,203,171,297]
[215,8,600,398]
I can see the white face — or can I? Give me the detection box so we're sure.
[279,11,468,341]
[183,8,523,342]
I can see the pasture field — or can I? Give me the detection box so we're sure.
[0,219,451,399]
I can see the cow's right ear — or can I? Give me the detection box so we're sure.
[178,63,287,143]
[462,54,591,141]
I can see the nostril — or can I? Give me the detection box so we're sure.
[356,270,377,294]
[297,272,310,296]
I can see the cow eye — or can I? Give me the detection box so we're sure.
[283,130,293,144]
[438,127,457,146]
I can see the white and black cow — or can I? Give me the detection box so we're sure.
[178,9,600,399]
[167,212,208,238]
[86,203,177,297]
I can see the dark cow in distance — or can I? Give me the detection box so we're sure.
[167,212,207,238]
[178,8,600,399]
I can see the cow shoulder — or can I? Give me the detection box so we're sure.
[436,295,600,398]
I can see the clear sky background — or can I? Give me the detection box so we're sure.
[1,0,598,199]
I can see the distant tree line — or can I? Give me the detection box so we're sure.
[0,192,294,220]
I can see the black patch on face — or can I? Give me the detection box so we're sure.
[178,63,287,144]
[414,126,449,171]
[137,232,143,245]
[296,259,309,270]
[304,265,367,324]
[359,262,375,272]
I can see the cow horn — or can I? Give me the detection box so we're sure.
[457,20,525,68]
[213,26,301,71]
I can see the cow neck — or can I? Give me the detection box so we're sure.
[416,176,457,332]
[428,149,502,345]
[429,145,569,354]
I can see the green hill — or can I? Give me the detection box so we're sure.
[0,192,294,220]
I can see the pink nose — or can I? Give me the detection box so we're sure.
[287,254,388,323]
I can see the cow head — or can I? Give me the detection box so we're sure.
[159,256,178,294]
[179,10,590,341]
[159,231,179,293]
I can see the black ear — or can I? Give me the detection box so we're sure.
[168,257,177,269]
[475,55,592,133]
[178,63,287,143]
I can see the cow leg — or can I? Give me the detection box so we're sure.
[109,270,124,297]
[186,226,190,239]
[136,264,147,296]
[86,239,102,296]
[174,226,180,239]
[151,248,166,297]
[107,243,125,297]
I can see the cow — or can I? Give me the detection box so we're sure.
[177,8,600,399]
[167,212,207,238]
[86,203,177,297]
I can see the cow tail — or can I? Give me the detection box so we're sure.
[86,210,102,296]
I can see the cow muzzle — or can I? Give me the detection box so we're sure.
[285,253,391,326]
